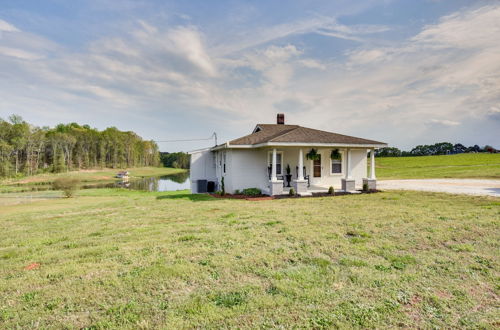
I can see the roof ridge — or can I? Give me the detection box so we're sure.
[300,126,370,140]
[268,125,302,141]
[230,124,299,145]
[306,127,385,144]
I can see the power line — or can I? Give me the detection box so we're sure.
[154,132,217,145]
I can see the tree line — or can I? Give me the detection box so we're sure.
[376,142,498,157]
[159,152,190,169]
[0,115,159,178]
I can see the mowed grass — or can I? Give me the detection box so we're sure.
[0,189,499,328]
[374,153,500,179]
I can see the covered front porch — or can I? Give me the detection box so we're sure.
[264,146,377,196]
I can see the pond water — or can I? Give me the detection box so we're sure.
[88,172,191,192]
[4,172,191,193]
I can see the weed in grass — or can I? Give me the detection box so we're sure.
[449,244,474,252]
[309,311,334,328]
[22,291,38,303]
[339,258,368,267]
[1,249,19,259]
[374,264,391,272]
[63,242,78,249]
[158,300,169,310]
[386,255,417,270]
[178,235,197,242]
[213,291,246,308]
[106,301,140,325]
[307,257,332,268]
[266,285,280,295]
[264,220,282,226]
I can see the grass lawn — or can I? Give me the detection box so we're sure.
[0,167,185,193]
[374,153,500,179]
[0,189,498,328]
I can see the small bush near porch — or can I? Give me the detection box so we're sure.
[0,189,498,328]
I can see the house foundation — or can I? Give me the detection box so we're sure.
[341,178,355,192]
[293,179,308,194]
[269,180,284,196]
[363,178,377,190]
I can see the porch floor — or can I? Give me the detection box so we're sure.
[280,185,361,196]
[282,185,329,194]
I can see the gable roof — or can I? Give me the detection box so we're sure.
[226,124,386,147]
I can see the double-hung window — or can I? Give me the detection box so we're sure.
[330,151,343,174]
[268,151,283,175]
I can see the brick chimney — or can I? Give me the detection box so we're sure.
[277,113,285,125]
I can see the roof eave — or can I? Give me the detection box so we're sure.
[221,142,388,149]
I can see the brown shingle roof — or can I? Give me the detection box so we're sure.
[228,124,386,146]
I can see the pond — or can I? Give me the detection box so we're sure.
[3,172,191,193]
[87,172,191,192]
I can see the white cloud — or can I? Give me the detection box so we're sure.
[0,46,42,60]
[347,49,387,65]
[167,26,217,77]
[0,19,19,32]
[427,119,460,126]
[298,59,326,70]
[212,16,334,55]
[412,5,500,49]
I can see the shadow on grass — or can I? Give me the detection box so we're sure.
[156,193,215,202]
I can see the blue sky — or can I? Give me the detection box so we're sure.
[0,0,499,151]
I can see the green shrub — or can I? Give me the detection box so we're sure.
[221,177,225,196]
[242,188,261,196]
[363,183,369,192]
[289,188,296,196]
[328,186,334,195]
[53,178,80,198]
[234,189,240,195]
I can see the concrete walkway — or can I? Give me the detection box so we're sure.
[378,179,500,197]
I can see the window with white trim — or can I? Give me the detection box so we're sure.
[267,151,283,176]
[223,151,226,173]
[330,150,343,174]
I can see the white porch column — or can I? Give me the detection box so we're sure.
[298,149,304,180]
[370,148,376,179]
[271,148,277,181]
[346,148,352,179]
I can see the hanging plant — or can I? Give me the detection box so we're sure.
[330,149,341,160]
[306,148,320,160]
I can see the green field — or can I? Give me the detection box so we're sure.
[374,153,500,179]
[0,188,498,328]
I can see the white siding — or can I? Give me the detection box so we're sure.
[350,149,368,187]
[189,149,216,193]
[227,149,269,194]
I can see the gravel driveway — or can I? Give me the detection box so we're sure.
[378,179,500,197]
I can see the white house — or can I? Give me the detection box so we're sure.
[189,114,387,196]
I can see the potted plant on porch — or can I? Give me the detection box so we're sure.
[306,148,320,161]
[285,164,292,187]
[330,149,341,160]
